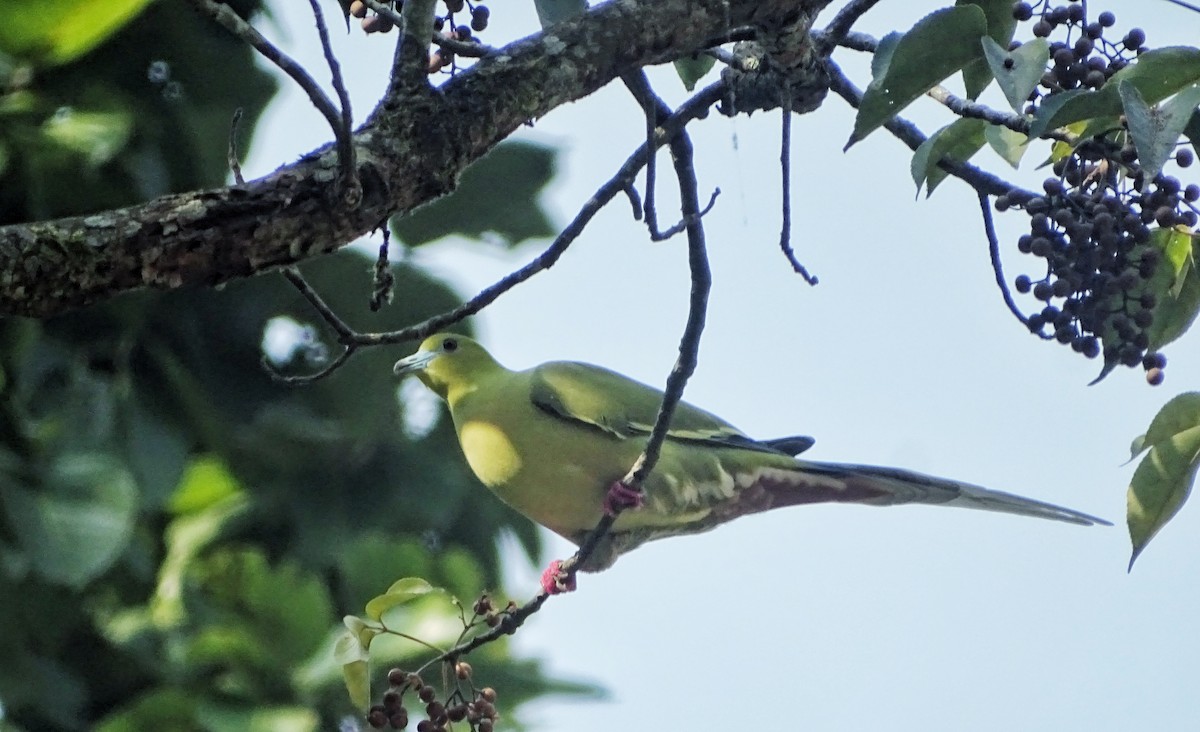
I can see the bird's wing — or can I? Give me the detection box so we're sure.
[529,361,793,455]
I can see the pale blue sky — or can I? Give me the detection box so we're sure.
[246,2,1200,730]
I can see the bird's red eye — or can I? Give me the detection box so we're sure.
[442,338,458,352]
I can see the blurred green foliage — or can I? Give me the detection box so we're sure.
[0,1,583,729]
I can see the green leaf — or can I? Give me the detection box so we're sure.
[341,658,370,710]
[871,32,902,80]
[437,546,487,601]
[984,123,1030,167]
[535,0,587,28]
[168,455,241,515]
[364,577,441,621]
[1185,109,1200,153]
[391,141,558,247]
[1135,393,1200,458]
[341,615,383,656]
[1127,394,1200,568]
[981,36,1049,112]
[41,107,133,168]
[194,702,319,732]
[674,54,716,91]
[911,117,988,195]
[152,492,250,626]
[1,453,137,587]
[334,626,371,665]
[1029,47,1200,139]
[1145,229,1200,351]
[121,400,188,508]
[958,0,1019,99]
[1120,81,1200,181]
[848,6,988,148]
[0,0,154,66]
[95,688,198,732]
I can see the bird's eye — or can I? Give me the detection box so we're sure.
[442,338,458,352]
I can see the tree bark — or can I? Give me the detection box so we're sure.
[0,0,828,318]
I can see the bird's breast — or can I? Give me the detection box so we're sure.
[458,419,523,488]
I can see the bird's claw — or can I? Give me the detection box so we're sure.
[602,481,644,516]
[540,559,577,595]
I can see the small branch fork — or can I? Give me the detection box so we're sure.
[186,0,358,201]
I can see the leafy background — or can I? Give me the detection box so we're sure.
[0,1,590,729]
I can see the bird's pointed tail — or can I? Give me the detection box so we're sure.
[772,461,1111,527]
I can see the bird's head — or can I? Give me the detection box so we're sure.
[393,333,500,402]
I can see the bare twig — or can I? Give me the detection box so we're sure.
[977,193,1046,335]
[926,84,1074,144]
[362,0,404,28]
[817,0,887,54]
[186,0,351,180]
[279,81,726,385]
[282,266,356,341]
[560,126,715,582]
[307,0,359,201]
[621,72,665,235]
[428,95,717,668]
[431,33,497,58]
[620,132,712,492]
[228,108,245,185]
[778,90,818,285]
[820,29,1071,145]
[1160,0,1200,13]
[706,47,751,71]
[824,58,1031,199]
[622,71,721,241]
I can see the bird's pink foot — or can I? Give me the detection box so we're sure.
[602,481,644,516]
[540,559,577,595]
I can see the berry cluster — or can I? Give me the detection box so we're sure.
[351,0,492,66]
[350,0,398,34]
[1011,2,1145,101]
[365,594,513,731]
[367,668,500,731]
[996,1,1197,383]
[429,1,491,73]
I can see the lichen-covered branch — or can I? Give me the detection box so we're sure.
[0,0,827,318]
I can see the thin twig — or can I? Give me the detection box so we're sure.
[362,0,404,28]
[431,33,497,58]
[282,266,356,340]
[820,29,1071,145]
[648,190,721,241]
[926,84,1073,144]
[706,47,751,71]
[622,71,720,242]
[824,59,1031,199]
[187,0,350,178]
[564,113,715,587]
[617,129,713,499]
[265,344,360,384]
[428,92,717,667]
[1160,0,1200,13]
[778,89,818,285]
[621,71,664,235]
[228,108,245,185]
[280,81,727,386]
[817,0,887,54]
[307,0,358,200]
[978,192,1044,334]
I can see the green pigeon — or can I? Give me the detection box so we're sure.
[394,333,1108,592]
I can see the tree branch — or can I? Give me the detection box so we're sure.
[0,0,826,319]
